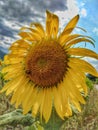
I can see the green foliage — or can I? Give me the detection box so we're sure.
[95,78,98,84]
[86,77,94,90]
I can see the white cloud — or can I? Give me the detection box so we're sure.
[0,36,14,48]
[3,19,21,30]
[93,27,98,36]
[81,2,85,6]
[54,0,79,29]
[80,8,87,17]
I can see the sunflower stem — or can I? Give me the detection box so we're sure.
[42,108,64,130]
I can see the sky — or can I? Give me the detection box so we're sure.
[0,0,98,70]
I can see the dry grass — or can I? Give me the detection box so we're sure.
[61,87,98,130]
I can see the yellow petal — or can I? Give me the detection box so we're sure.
[10,50,28,56]
[32,102,39,118]
[14,79,30,108]
[65,103,72,117]
[69,58,98,77]
[32,89,46,121]
[65,72,86,104]
[4,69,23,80]
[57,77,72,117]
[46,10,59,38]
[9,40,30,50]
[22,87,37,114]
[9,47,28,53]
[65,37,95,48]
[11,39,31,48]
[42,88,52,123]
[53,87,64,120]
[70,97,81,112]
[2,63,22,73]
[20,26,44,40]
[21,86,32,113]
[39,89,45,122]
[15,83,32,108]
[30,23,45,37]
[64,15,79,32]
[68,66,88,95]
[68,48,98,59]
[59,15,79,39]
[59,34,82,45]
[3,56,24,64]
[57,83,69,115]
[19,31,34,40]
[9,74,28,101]
[0,72,24,93]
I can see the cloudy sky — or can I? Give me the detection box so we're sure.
[0,0,98,70]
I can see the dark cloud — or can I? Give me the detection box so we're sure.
[0,0,67,22]
[0,0,35,23]
[0,0,68,52]
[0,20,15,37]
[32,0,67,12]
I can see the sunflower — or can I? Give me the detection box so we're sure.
[1,10,98,123]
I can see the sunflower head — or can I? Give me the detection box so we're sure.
[25,39,68,87]
[1,10,98,123]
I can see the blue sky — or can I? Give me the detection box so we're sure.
[76,0,98,53]
[0,0,98,70]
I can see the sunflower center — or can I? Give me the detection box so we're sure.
[25,40,68,87]
[37,58,47,68]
